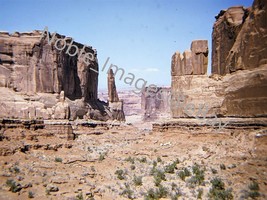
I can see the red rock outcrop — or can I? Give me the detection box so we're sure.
[212,0,267,74]
[171,0,267,119]
[107,69,119,102]
[107,69,125,121]
[0,31,125,121]
[171,40,208,76]
[141,87,171,120]
[0,31,98,101]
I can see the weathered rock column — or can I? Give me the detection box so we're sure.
[107,69,119,102]
[191,40,208,75]
[107,69,125,121]
[171,40,208,76]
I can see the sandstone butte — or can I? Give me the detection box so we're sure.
[0,30,125,121]
[0,0,267,199]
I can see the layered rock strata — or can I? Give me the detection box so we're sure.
[152,118,267,132]
[212,0,267,74]
[0,31,98,100]
[171,40,208,76]
[0,31,125,121]
[170,0,267,118]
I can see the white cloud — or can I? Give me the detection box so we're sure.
[144,67,160,72]
[129,67,160,73]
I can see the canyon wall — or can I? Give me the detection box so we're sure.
[213,0,267,116]
[0,31,124,121]
[170,0,267,118]
[0,31,98,100]
[212,0,267,75]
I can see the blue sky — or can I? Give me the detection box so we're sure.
[1,0,253,89]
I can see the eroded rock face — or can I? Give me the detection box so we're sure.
[171,40,208,76]
[107,69,119,102]
[107,69,125,121]
[220,66,267,117]
[0,31,124,121]
[141,87,171,120]
[0,31,98,101]
[212,0,267,74]
[171,75,224,118]
[171,0,267,118]
[171,66,267,118]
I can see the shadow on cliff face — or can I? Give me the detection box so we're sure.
[222,69,267,117]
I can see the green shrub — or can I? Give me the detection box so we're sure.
[150,166,156,176]
[248,181,260,199]
[6,179,14,187]
[125,156,135,164]
[171,183,178,191]
[6,179,21,193]
[144,185,168,200]
[157,185,168,198]
[192,163,201,174]
[121,183,134,199]
[115,169,126,180]
[208,177,233,200]
[154,175,162,186]
[178,171,186,181]
[197,188,203,199]
[211,177,225,190]
[171,192,182,200]
[154,169,166,180]
[157,157,162,163]
[170,183,182,200]
[98,153,106,161]
[28,191,35,198]
[249,181,259,191]
[9,166,20,174]
[55,157,62,163]
[133,175,142,186]
[184,167,191,177]
[13,166,20,173]
[190,164,205,185]
[248,191,260,199]
[145,188,158,200]
[45,188,50,195]
[195,170,205,185]
[76,192,84,200]
[140,157,147,163]
[164,159,179,174]
[165,163,176,174]
[152,169,166,186]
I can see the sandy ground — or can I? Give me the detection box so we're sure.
[0,123,267,200]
